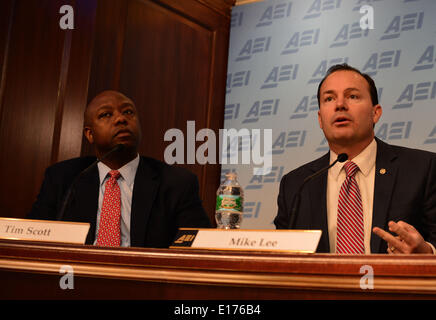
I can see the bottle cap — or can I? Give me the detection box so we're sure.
[226,172,237,179]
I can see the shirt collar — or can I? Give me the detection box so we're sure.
[97,153,140,188]
[329,139,377,180]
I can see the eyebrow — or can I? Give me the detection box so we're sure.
[96,102,134,111]
[321,87,361,95]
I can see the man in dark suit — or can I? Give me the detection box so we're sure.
[28,90,211,247]
[274,64,436,254]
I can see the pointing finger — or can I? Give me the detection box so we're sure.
[373,226,405,253]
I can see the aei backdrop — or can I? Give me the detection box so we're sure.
[222,0,436,229]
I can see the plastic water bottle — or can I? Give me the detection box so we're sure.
[215,172,244,229]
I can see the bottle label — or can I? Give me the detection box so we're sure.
[216,195,242,212]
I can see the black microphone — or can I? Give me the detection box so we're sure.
[288,153,348,229]
[56,144,125,221]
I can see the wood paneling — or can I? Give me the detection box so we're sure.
[55,0,98,162]
[0,0,67,217]
[0,0,233,222]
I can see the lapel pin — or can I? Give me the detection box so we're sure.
[379,168,386,175]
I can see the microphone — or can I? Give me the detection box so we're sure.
[56,144,125,221]
[288,153,348,229]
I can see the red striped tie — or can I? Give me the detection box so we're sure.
[96,170,121,247]
[336,161,365,254]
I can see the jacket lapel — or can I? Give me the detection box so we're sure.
[67,165,100,244]
[371,138,398,253]
[307,153,330,252]
[130,157,160,247]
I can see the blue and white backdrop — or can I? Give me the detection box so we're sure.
[222,0,436,229]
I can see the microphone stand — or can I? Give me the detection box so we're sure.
[288,153,348,229]
[56,144,124,221]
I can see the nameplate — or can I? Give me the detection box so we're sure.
[0,217,90,244]
[170,228,322,253]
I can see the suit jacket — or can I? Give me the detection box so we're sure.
[27,156,212,247]
[274,138,436,253]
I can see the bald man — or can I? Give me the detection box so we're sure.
[28,90,211,247]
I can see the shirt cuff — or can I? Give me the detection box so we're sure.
[426,241,436,254]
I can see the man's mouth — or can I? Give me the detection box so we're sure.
[333,116,351,125]
[114,129,132,137]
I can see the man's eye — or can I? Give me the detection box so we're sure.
[349,94,358,99]
[123,109,134,115]
[324,96,333,102]
[99,112,111,119]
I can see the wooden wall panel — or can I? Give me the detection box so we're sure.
[81,0,129,156]
[0,0,66,217]
[119,0,212,173]
[55,0,98,162]
[0,0,14,99]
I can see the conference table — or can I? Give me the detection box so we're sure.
[1,238,436,300]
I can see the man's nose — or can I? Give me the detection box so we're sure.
[335,96,347,111]
[113,111,128,124]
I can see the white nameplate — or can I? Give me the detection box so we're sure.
[171,228,322,253]
[0,217,90,244]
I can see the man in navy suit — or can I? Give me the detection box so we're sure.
[28,90,211,247]
[274,64,436,254]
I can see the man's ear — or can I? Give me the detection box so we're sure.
[373,104,382,125]
[318,110,323,129]
[83,127,94,144]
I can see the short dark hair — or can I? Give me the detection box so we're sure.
[316,63,379,107]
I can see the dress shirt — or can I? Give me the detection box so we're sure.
[94,154,140,247]
[327,139,377,254]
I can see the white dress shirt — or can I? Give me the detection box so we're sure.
[94,154,140,247]
[327,139,377,254]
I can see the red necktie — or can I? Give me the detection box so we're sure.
[336,161,365,254]
[96,170,121,247]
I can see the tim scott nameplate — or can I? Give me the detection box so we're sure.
[171,228,322,253]
[0,217,90,244]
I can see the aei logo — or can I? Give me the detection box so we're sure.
[412,45,436,71]
[303,0,342,20]
[380,12,424,40]
[281,29,320,55]
[393,81,436,109]
[231,10,244,28]
[236,37,272,62]
[290,95,318,120]
[246,166,285,190]
[330,23,369,48]
[256,2,292,27]
[376,121,412,141]
[361,50,401,77]
[226,70,251,94]
[242,99,280,124]
[271,130,307,154]
[308,57,349,84]
[260,65,299,89]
